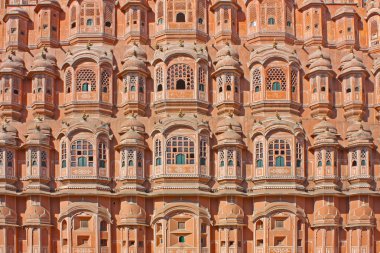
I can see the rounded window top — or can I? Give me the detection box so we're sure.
[176,12,186,22]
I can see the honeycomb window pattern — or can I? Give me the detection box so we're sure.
[167,64,194,90]
[266,67,287,91]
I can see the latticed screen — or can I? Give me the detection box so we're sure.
[98,142,107,168]
[291,69,298,92]
[70,140,94,167]
[266,67,286,91]
[61,142,67,168]
[199,138,207,165]
[255,142,263,167]
[155,139,162,165]
[167,64,194,90]
[268,139,291,167]
[80,2,100,26]
[296,142,302,167]
[101,70,110,93]
[167,0,193,22]
[76,69,96,92]
[166,136,195,165]
[252,69,261,92]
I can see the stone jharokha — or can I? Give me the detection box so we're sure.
[1,0,380,253]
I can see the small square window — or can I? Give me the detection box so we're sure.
[178,222,185,229]
[275,220,284,228]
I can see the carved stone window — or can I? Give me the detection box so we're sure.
[98,141,107,168]
[268,139,291,167]
[167,64,194,90]
[76,69,96,92]
[155,139,162,165]
[199,138,207,166]
[166,136,195,165]
[71,140,94,167]
[252,69,261,92]
[61,141,67,168]
[101,70,111,93]
[65,71,72,93]
[266,67,286,91]
[255,141,263,167]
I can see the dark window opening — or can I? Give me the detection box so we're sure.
[157,84,163,92]
[176,79,186,90]
[176,13,186,22]
[105,21,112,27]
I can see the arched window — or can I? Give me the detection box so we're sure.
[272,82,281,91]
[71,140,94,167]
[179,236,185,243]
[82,83,89,91]
[200,138,207,166]
[371,20,378,39]
[326,151,332,166]
[166,136,195,165]
[256,220,263,230]
[86,19,94,26]
[155,139,162,166]
[6,151,13,167]
[156,67,163,91]
[98,141,107,168]
[157,84,163,92]
[268,139,291,167]
[176,79,186,90]
[176,13,186,22]
[101,70,110,94]
[255,141,263,168]
[167,64,194,90]
[80,2,100,30]
[100,221,107,231]
[361,149,367,166]
[127,149,134,167]
[70,6,77,29]
[219,150,225,167]
[157,1,164,24]
[268,17,275,25]
[296,142,302,167]
[41,151,47,167]
[227,150,234,166]
[61,141,67,168]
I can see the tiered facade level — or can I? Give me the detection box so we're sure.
[0,0,380,252]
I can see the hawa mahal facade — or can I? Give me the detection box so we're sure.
[0,0,380,252]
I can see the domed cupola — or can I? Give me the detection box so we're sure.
[216,114,243,135]
[28,48,60,118]
[299,0,326,46]
[311,118,339,147]
[118,43,149,116]
[22,119,52,190]
[119,201,147,226]
[348,205,375,227]
[120,0,149,43]
[213,43,242,115]
[116,116,147,190]
[338,50,368,121]
[306,47,335,119]
[0,51,26,121]
[3,8,30,51]
[216,202,244,226]
[24,205,51,226]
[313,205,340,227]
[0,206,17,225]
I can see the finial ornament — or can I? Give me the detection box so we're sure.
[273,41,278,49]
[178,109,185,118]
[82,113,89,121]
[179,40,184,47]
[276,111,281,120]
[87,41,93,50]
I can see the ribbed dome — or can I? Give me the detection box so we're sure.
[0,52,26,74]
[218,203,244,220]
[5,7,29,17]
[309,57,332,70]
[0,122,18,146]
[339,51,366,74]
[121,128,144,142]
[217,127,243,144]
[215,54,240,71]
[25,121,51,146]
[349,206,374,223]
[216,115,242,134]
[31,51,58,75]
[312,119,337,136]
[119,202,147,226]
[123,43,147,62]
[120,202,146,219]
[122,55,147,72]
[24,205,50,225]
[120,115,145,134]
[314,205,340,225]
[0,206,16,220]
[346,122,373,145]
[215,43,239,61]
[308,47,330,64]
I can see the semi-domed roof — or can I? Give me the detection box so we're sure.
[119,202,147,226]
[217,126,244,147]
[217,203,244,226]
[346,122,373,148]
[123,43,147,62]
[119,115,146,134]
[25,121,51,147]
[348,205,375,227]
[0,206,17,225]
[339,51,367,77]
[0,51,26,76]
[314,205,340,226]
[215,43,239,62]
[30,49,59,77]
[216,115,242,134]
[0,121,18,147]
[24,205,51,226]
